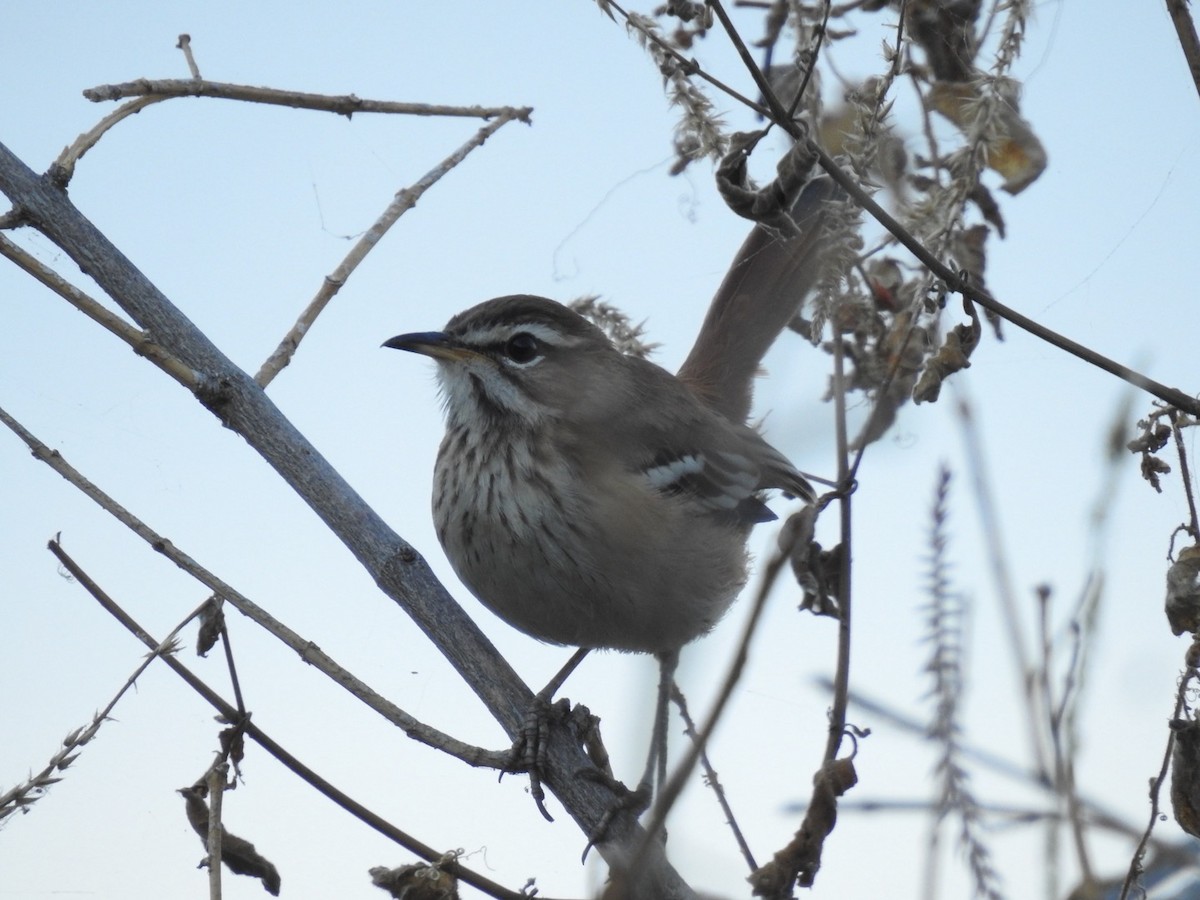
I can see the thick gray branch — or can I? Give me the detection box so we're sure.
[0,141,692,899]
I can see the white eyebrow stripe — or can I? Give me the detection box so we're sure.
[467,322,580,347]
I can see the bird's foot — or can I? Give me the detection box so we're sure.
[502,648,595,821]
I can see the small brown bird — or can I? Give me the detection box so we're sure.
[385,295,815,655]
[385,176,835,804]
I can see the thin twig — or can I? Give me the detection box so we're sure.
[671,685,757,870]
[52,96,163,182]
[787,1,832,120]
[1048,568,1106,891]
[256,107,530,385]
[55,63,529,186]
[825,678,1200,870]
[953,390,1047,778]
[0,580,208,824]
[709,0,793,126]
[218,620,247,716]
[176,34,202,79]
[0,232,198,389]
[1170,409,1200,540]
[804,142,1199,415]
[57,69,528,186]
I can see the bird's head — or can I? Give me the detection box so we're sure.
[384,295,620,429]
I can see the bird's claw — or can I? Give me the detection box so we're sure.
[502,695,572,822]
[576,771,653,862]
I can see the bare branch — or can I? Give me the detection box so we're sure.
[671,686,757,871]
[82,78,530,122]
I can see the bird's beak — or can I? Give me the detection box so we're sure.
[382,331,480,362]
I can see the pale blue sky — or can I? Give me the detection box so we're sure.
[2,2,1199,898]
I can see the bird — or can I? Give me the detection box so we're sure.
[384,295,815,655]
[384,175,835,806]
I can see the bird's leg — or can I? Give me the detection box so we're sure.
[581,649,680,860]
[505,646,591,821]
[542,646,592,701]
[643,648,679,799]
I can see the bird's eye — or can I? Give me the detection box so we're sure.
[504,332,540,364]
